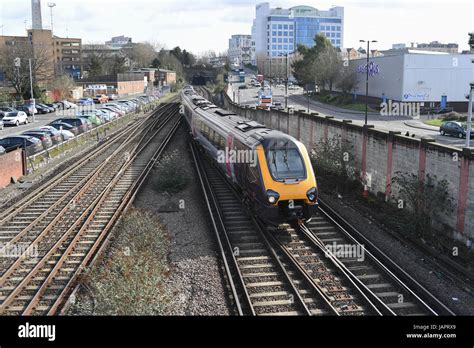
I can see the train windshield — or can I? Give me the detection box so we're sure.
[266,144,306,182]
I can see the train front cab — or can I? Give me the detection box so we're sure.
[254,138,318,224]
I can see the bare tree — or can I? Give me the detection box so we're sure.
[315,46,340,93]
[337,66,358,100]
[47,75,75,101]
[0,42,54,98]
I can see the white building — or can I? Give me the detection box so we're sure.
[349,52,474,110]
[251,2,344,62]
[228,34,253,67]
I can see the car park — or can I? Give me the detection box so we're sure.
[20,103,38,115]
[45,103,60,111]
[53,118,89,134]
[22,131,54,149]
[79,98,94,106]
[0,135,43,155]
[102,106,125,117]
[107,94,117,101]
[2,111,28,126]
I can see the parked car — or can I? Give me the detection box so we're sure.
[45,103,60,111]
[0,145,5,154]
[38,125,73,141]
[93,94,109,104]
[52,118,89,134]
[102,106,124,117]
[0,135,43,155]
[79,114,102,127]
[29,127,63,145]
[440,121,474,138]
[79,98,94,106]
[39,103,55,113]
[14,105,33,116]
[49,122,79,135]
[22,131,54,149]
[238,85,247,90]
[0,107,18,117]
[2,111,28,126]
[22,103,39,114]
[35,104,50,114]
[107,94,117,101]
[0,118,4,130]
[96,109,117,122]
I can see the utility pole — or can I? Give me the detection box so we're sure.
[360,40,377,125]
[467,83,473,148]
[29,58,35,123]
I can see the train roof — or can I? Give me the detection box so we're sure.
[182,89,297,148]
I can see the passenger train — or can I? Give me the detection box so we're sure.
[181,86,318,225]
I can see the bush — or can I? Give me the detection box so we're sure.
[311,135,357,193]
[154,150,190,193]
[391,172,453,236]
[441,112,467,122]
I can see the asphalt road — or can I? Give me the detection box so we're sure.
[229,78,468,148]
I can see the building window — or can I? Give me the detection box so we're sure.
[283,24,288,29]
[289,25,294,30]
[289,31,293,37]
[336,39,340,45]
[336,26,341,31]
[278,31,282,36]
[289,38,294,43]
[336,33,340,38]
[326,33,330,37]
[289,45,294,50]
[272,45,277,49]
[331,33,335,37]
[272,24,277,29]
[278,38,283,43]
[331,39,335,44]
[331,26,335,31]
[320,25,325,30]
[283,45,288,50]
[272,31,277,36]
[283,31,288,36]
[278,24,282,29]
[272,38,277,43]
[283,38,288,43]
[278,45,282,50]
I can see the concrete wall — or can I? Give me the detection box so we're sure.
[0,149,25,189]
[222,92,474,243]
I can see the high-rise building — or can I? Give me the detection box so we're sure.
[31,0,43,30]
[252,2,344,61]
[228,35,252,67]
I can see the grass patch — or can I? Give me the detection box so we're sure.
[338,103,377,112]
[74,208,170,315]
[314,95,377,112]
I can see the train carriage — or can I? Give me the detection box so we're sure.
[181,86,318,224]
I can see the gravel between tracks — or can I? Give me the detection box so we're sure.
[320,192,474,315]
[133,124,230,316]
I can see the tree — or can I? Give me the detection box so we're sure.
[124,42,157,68]
[315,46,340,92]
[0,41,54,98]
[337,66,358,100]
[48,75,75,101]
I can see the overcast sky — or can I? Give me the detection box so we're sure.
[0,0,472,54]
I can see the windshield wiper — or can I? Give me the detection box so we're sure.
[283,141,290,170]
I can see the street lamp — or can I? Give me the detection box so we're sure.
[359,39,377,125]
[47,3,56,33]
[467,83,473,148]
[278,50,296,109]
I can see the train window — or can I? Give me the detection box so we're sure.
[209,129,215,143]
[266,145,306,181]
[219,136,226,150]
[248,157,260,184]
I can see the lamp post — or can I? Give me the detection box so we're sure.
[279,51,295,109]
[29,58,35,123]
[47,3,56,33]
[467,83,473,148]
[359,39,377,125]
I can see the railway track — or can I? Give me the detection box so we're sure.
[191,140,383,316]
[0,101,181,315]
[299,203,456,316]
[190,139,454,316]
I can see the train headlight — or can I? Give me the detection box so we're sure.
[266,190,280,205]
[306,187,318,203]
